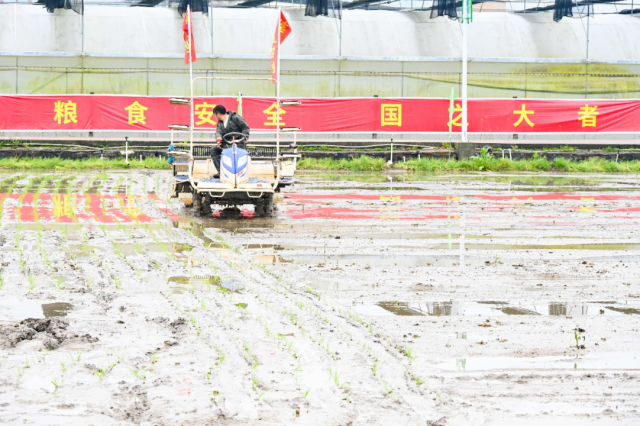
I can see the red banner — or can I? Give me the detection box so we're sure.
[1,95,639,133]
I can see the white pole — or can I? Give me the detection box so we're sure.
[339,0,343,57]
[276,9,281,158]
[461,0,468,143]
[81,0,85,53]
[586,1,590,60]
[188,5,194,159]
[210,0,214,55]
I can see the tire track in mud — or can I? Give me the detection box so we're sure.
[135,223,351,423]
[173,220,442,423]
[80,225,262,423]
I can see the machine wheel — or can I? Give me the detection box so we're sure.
[202,195,213,216]
[193,193,202,217]
[263,193,275,217]
[254,194,275,218]
[255,201,266,217]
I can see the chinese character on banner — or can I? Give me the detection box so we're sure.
[381,104,402,127]
[194,103,217,126]
[125,101,148,125]
[513,104,534,127]
[447,103,467,128]
[53,100,78,125]
[578,104,599,127]
[263,103,286,126]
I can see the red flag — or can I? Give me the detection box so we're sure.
[279,11,292,44]
[183,8,196,65]
[270,11,292,84]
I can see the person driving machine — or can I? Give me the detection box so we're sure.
[211,105,251,178]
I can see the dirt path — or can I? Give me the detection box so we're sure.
[0,171,639,425]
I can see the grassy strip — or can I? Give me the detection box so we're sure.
[297,156,388,171]
[1,154,638,173]
[0,157,168,170]
[298,155,640,173]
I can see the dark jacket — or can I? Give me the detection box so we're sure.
[215,112,250,147]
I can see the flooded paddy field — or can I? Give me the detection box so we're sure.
[0,171,639,425]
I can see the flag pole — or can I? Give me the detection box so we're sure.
[276,8,281,159]
[449,87,454,143]
[81,0,85,53]
[188,5,194,159]
[461,0,468,143]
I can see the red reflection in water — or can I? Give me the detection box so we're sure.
[0,193,181,224]
[287,194,451,202]
[475,194,640,201]
[286,206,451,220]
[211,209,254,218]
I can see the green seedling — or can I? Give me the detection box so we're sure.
[55,277,64,291]
[51,379,62,394]
[70,350,81,364]
[150,353,159,364]
[61,363,67,374]
[256,392,265,401]
[404,347,417,361]
[112,351,125,364]
[251,375,260,389]
[332,370,340,387]
[215,346,225,363]
[41,346,50,361]
[0,276,4,290]
[130,368,147,381]
[384,382,394,398]
[94,368,106,381]
[28,275,36,291]
[305,286,320,299]
[372,361,378,377]
[206,365,216,383]
[24,358,30,369]
[303,389,310,399]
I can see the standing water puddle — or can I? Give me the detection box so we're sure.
[0,300,74,319]
[434,352,639,372]
[41,303,74,317]
[352,301,640,317]
[167,276,244,294]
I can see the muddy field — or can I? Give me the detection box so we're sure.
[0,171,639,425]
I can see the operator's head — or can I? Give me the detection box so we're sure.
[213,105,227,122]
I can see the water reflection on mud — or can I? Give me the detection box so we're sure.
[352,301,640,317]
